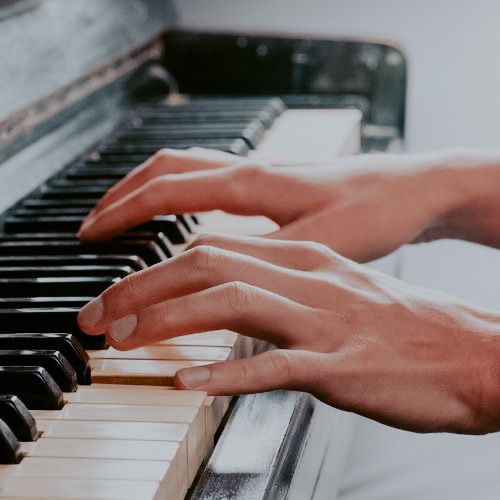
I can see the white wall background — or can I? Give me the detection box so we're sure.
[174,0,500,153]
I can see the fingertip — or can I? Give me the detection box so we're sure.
[174,366,212,390]
[173,371,188,390]
[78,297,105,335]
[77,320,105,336]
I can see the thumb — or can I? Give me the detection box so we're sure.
[174,349,301,395]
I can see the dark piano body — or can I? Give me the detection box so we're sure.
[0,1,406,498]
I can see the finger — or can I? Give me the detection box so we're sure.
[270,204,407,263]
[103,282,322,350]
[175,349,314,395]
[189,233,333,271]
[78,245,333,334]
[78,163,303,241]
[92,148,242,216]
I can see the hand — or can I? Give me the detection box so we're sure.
[77,147,487,263]
[78,235,500,434]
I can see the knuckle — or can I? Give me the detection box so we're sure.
[223,281,255,314]
[265,350,293,381]
[234,359,252,385]
[114,274,141,305]
[157,148,175,159]
[234,162,267,181]
[227,163,269,203]
[152,148,169,163]
[189,233,220,249]
[141,176,165,202]
[152,148,181,167]
[302,241,334,269]
[190,245,223,273]
[157,301,174,331]
[187,146,206,154]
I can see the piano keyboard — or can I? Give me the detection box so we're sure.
[0,96,361,499]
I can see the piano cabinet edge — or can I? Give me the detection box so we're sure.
[188,391,315,500]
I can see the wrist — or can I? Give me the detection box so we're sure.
[410,294,500,433]
[411,150,500,242]
[459,306,500,433]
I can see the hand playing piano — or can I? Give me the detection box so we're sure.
[77,147,500,433]
[77,147,499,263]
[78,230,500,434]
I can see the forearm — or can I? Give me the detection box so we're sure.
[405,149,500,246]
[398,284,500,433]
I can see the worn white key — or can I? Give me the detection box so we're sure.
[0,477,161,499]
[65,386,206,407]
[32,402,205,486]
[90,359,213,385]
[88,345,232,362]
[160,331,238,347]
[0,457,177,500]
[80,384,231,446]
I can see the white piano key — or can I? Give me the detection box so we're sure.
[0,456,173,487]
[87,345,232,362]
[19,438,182,498]
[0,477,161,499]
[32,402,205,486]
[89,358,213,385]
[160,330,238,347]
[65,385,206,407]
[36,419,188,443]
[33,422,187,499]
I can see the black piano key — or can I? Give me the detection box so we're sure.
[176,214,196,233]
[3,217,85,232]
[11,209,193,244]
[123,232,174,258]
[113,239,167,264]
[91,138,249,157]
[0,265,134,278]
[0,349,77,392]
[106,124,265,148]
[49,179,115,189]
[0,366,64,410]
[0,418,22,464]
[137,109,275,127]
[0,232,174,260]
[0,309,105,350]
[0,241,163,266]
[0,395,38,441]
[171,97,285,116]
[65,167,132,180]
[0,277,119,297]
[14,208,94,217]
[39,187,108,200]
[136,216,189,244]
[0,298,90,308]
[0,255,146,271]
[114,119,264,134]
[86,153,151,164]
[122,121,256,137]
[0,334,90,385]
[22,199,100,209]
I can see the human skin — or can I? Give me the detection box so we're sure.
[78,148,500,433]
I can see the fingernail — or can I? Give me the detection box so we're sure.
[79,217,94,233]
[177,366,211,389]
[79,297,104,328]
[109,314,137,343]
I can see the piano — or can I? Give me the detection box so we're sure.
[0,1,406,498]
